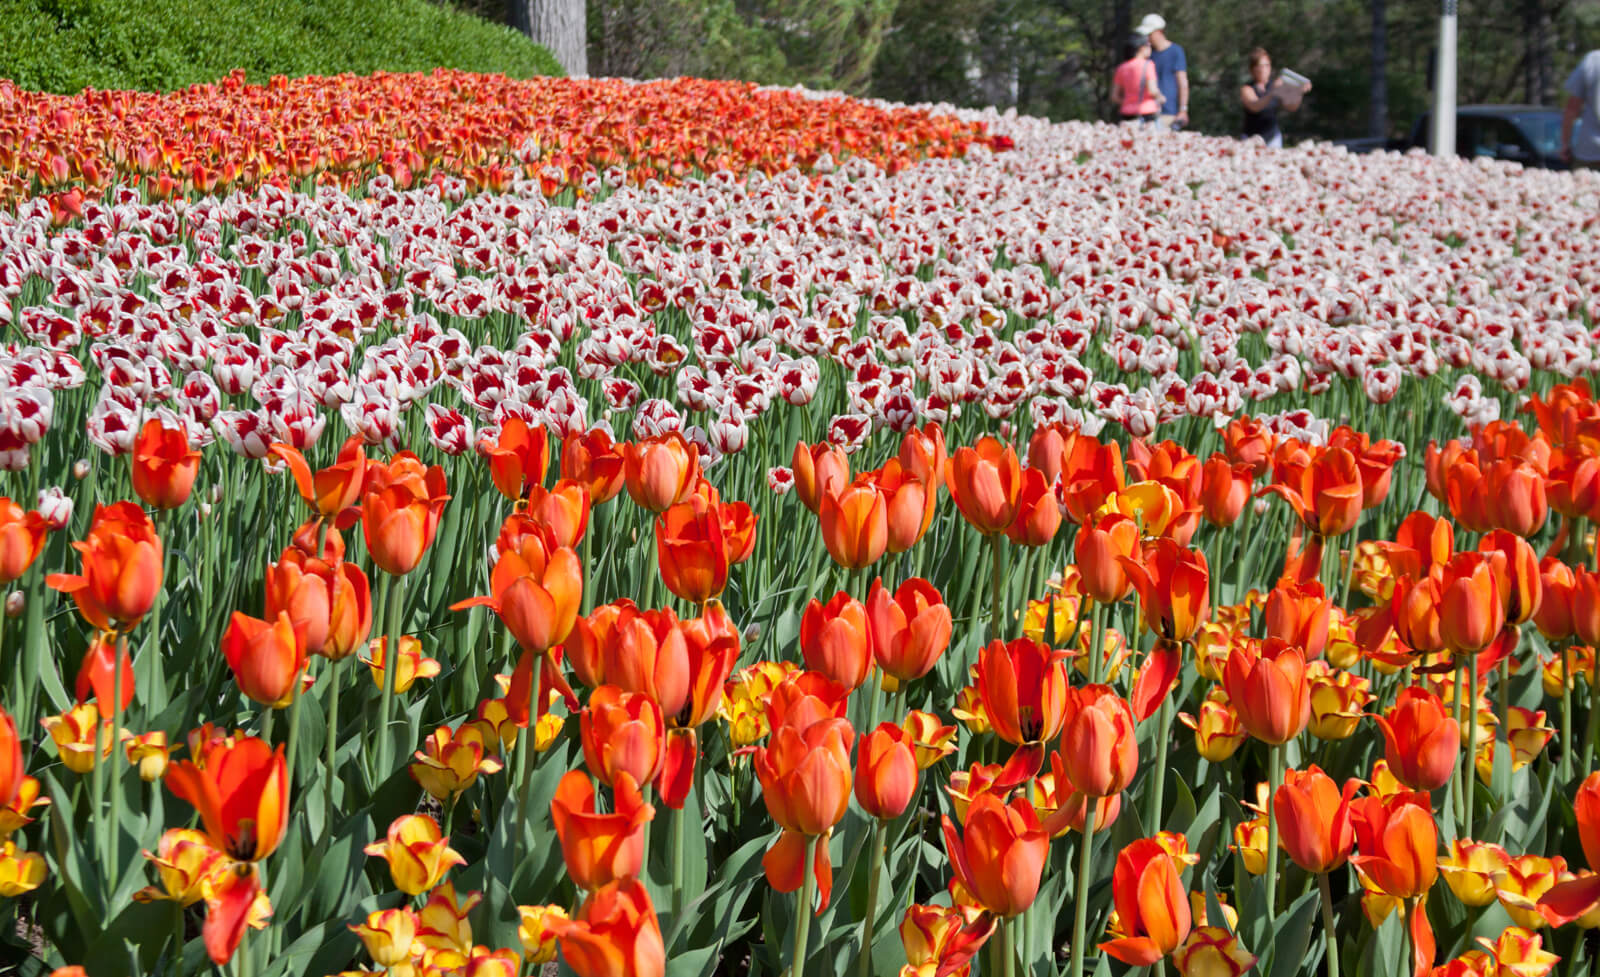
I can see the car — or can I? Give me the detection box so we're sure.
[1333,104,1583,169]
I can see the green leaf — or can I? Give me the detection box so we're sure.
[1266,889,1321,977]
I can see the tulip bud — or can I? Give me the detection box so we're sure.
[73,459,90,480]
[4,592,21,619]
[518,904,568,964]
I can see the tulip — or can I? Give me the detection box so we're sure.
[269,435,367,522]
[581,686,665,790]
[1578,772,1600,871]
[1233,811,1269,875]
[1059,435,1126,523]
[1055,685,1138,798]
[526,479,591,549]
[1221,638,1311,746]
[1495,855,1566,930]
[975,638,1069,785]
[1439,839,1511,908]
[1483,458,1548,536]
[1004,466,1061,547]
[855,722,917,820]
[793,440,850,514]
[0,499,48,584]
[1223,417,1277,477]
[1438,553,1505,654]
[624,432,699,513]
[754,716,854,837]
[74,635,135,713]
[130,417,200,510]
[1534,557,1576,640]
[818,479,888,569]
[220,611,308,709]
[1119,538,1209,644]
[1200,454,1253,528]
[872,459,934,553]
[719,499,758,565]
[0,841,45,897]
[1264,444,1364,538]
[263,548,372,660]
[655,493,729,604]
[47,501,163,632]
[1178,692,1247,762]
[901,710,958,770]
[1373,686,1460,792]
[866,578,952,684]
[764,670,849,733]
[563,428,627,504]
[452,532,582,653]
[551,771,654,891]
[548,878,665,977]
[360,453,450,576]
[899,903,996,977]
[1574,567,1600,647]
[1171,926,1256,977]
[410,723,504,801]
[124,731,170,782]
[941,792,1050,916]
[132,828,225,906]
[1391,572,1446,654]
[1306,661,1369,741]
[1328,426,1403,510]
[898,422,948,490]
[945,436,1023,535]
[1273,766,1358,874]
[0,708,21,813]
[1350,790,1439,900]
[165,734,288,862]
[517,904,568,964]
[363,813,465,895]
[1075,513,1140,604]
[480,416,549,502]
[361,635,441,694]
[1537,773,1600,924]
[351,908,417,968]
[1099,837,1192,966]
[800,591,872,691]
[1265,580,1331,660]
[39,703,112,774]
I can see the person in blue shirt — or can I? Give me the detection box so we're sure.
[1136,13,1188,131]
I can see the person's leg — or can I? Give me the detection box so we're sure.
[1267,131,1284,149]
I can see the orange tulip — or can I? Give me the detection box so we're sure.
[898,422,948,491]
[1327,426,1402,509]
[360,454,450,576]
[1539,772,1600,924]
[1547,446,1600,519]
[1005,467,1062,547]
[1264,444,1364,537]
[1533,557,1576,640]
[1222,417,1276,477]
[452,531,582,653]
[1483,459,1548,536]
[941,792,1051,916]
[551,771,654,891]
[1056,685,1138,798]
[263,548,372,660]
[563,428,627,504]
[220,611,308,709]
[1573,567,1600,646]
[946,436,1023,535]
[865,577,951,683]
[763,670,849,734]
[1391,572,1446,654]
[1075,512,1140,604]
[548,877,665,977]
[818,478,889,569]
[568,601,632,690]
[525,479,591,549]
[872,459,934,553]
[855,722,918,820]
[1099,837,1193,965]
[270,435,366,522]
[976,638,1069,782]
[1058,435,1126,524]
[753,715,854,836]
[480,416,549,503]
[1350,790,1439,899]
[900,902,996,977]
[1384,511,1457,582]
[165,734,288,862]
[1374,686,1460,791]
[1120,538,1210,643]
[1027,423,1073,487]
[0,708,20,810]
[1579,772,1600,871]
[580,686,665,790]
[0,499,48,584]
[1438,553,1506,654]
[1265,580,1331,660]
[718,500,758,566]
[800,591,872,691]
[74,635,135,713]
[655,493,728,604]
[600,606,684,720]
[130,417,200,510]
[1200,454,1253,528]
[793,440,850,514]
[46,501,163,633]
[1221,638,1311,745]
[1273,765,1358,874]
[363,813,465,895]
[624,432,699,513]
[1477,530,1542,627]
[1443,459,1493,532]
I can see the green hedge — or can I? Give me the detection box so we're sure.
[0,0,563,94]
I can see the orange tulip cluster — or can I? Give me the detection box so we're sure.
[0,71,999,213]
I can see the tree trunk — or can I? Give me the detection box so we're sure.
[1369,0,1388,138]
[508,0,588,77]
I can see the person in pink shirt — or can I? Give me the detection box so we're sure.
[1112,35,1162,123]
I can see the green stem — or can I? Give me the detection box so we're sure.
[1265,742,1284,923]
[324,657,342,828]
[172,899,185,972]
[107,634,127,900]
[1452,663,1467,826]
[284,674,304,800]
[1560,642,1575,783]
[1088,599,1108,686]
[1466,652,1479,839]
[1496,654,1510,751]
[672,801,688,921]
[1069,803,1098,977]
[790,835,818,977]
[856,820,886,977]
[374,572,404,780]
[1582,677,1600,779]
[519,646,541,875]
[999,914,1016,977]
[988,533,1005,641]
[1146,693,1172,831]
[1317,872,1340,977]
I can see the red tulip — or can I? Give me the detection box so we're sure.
[1373,687,1460,792]
[1273,766,1358,874]
[130,418,200,510]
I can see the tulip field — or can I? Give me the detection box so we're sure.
[4,69,1600,977]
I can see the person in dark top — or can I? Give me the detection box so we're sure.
[1238,47,1309,148]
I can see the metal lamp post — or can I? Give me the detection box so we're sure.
[1431,0,1458,156]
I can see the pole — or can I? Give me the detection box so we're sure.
[1431,0,1458,157]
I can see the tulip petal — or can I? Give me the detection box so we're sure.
[1098,935,1164,967]
[660,728,696,811]
[203,865,262,965]
[1131,643,1180,722]
[1537,874,1600,926]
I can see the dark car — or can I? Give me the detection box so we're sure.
[1334,104,1582,169]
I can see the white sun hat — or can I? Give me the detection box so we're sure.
[1136,13,1167,34]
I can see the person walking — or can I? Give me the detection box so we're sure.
[1561,49,1600,169]
[1238,47,1309,148]
[1112,35,1162,124]
[1136,13,1188,130]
